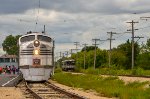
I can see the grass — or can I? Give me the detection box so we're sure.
[52,72,150,99]
[79,67,150,76]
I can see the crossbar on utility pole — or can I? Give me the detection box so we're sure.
[92,39,100,69]
[127,20,139,69]
[107,31,116,68]
[134,36,144,43]
[82,43,88,69]
[140,17,150,21]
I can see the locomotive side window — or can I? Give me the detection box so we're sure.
[20,35,35,43]
[37,35,51,42]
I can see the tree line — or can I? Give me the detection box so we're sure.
[2,35,150,70]
[62,39,150,70]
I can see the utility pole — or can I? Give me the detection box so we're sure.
[59,52,62,59]
[74,42,80,51]
[74,42,80,66]
[65,51,69,57]
[127,20,139,69]
[62,52,65,58]
[92,39,100,69]
[43,25,45,33]
[107,31,116,68]
[70,49,76,56]
[82,43,88,69]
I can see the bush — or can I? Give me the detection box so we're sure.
[132,68,144,75]
[54,67,62,73]
[85,68,100,75]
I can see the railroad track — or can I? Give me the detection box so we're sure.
[17,80,86,99]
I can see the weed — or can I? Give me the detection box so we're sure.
[52,72,150,99]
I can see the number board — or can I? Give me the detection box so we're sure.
[33,59,40,65]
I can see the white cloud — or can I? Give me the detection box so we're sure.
[0,0,150,58]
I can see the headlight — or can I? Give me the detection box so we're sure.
[33,49,40,55]
[34,40,40,47]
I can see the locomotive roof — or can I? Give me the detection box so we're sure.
[20,32,51,38]
[62,59,75,62]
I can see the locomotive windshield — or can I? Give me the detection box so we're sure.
[37,35,51,42]
[20,35,35,42]
[63,60,75,65]
[66,61,75,65]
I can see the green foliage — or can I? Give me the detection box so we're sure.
[79,67,150,76]
[136,52,150,69]
[111,50,127,69]
[52,72,150,99]
[131,67,150,76]
[135,39,150,69]
[117,39,140,69]
[54,66,62,73]
[81,46,97,52]
[2,35,21,55]
[58,38,150,70]
[71,48,108,69]
[83,67,100,75]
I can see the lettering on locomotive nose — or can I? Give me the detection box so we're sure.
[33,59,41,65]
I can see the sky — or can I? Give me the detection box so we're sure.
[0,0,150,58]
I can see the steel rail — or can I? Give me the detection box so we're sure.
[25,82,43,99]
[25,81,87,99]
[45,81,87,99]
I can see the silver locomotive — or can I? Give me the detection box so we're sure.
[18,32,54,81]
[62,59,75,71]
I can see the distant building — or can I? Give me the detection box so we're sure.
[0,54,18,68]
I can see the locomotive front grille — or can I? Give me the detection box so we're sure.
[20,49,52,55]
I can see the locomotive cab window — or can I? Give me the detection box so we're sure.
[20,35,35,43]
[66,61,75,65]
[37,35,51,42]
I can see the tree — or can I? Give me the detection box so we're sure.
[81,46,98,52]
[136,39,150,69]
[111,50,127,69]
[136,52,150,69]
[72,48,108,69]
[116,39,140,69]
[2,35,21,55]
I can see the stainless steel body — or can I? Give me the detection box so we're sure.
[19,32,54,81]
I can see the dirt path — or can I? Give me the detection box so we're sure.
[0,87,25,99]
[101,75,150,83]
